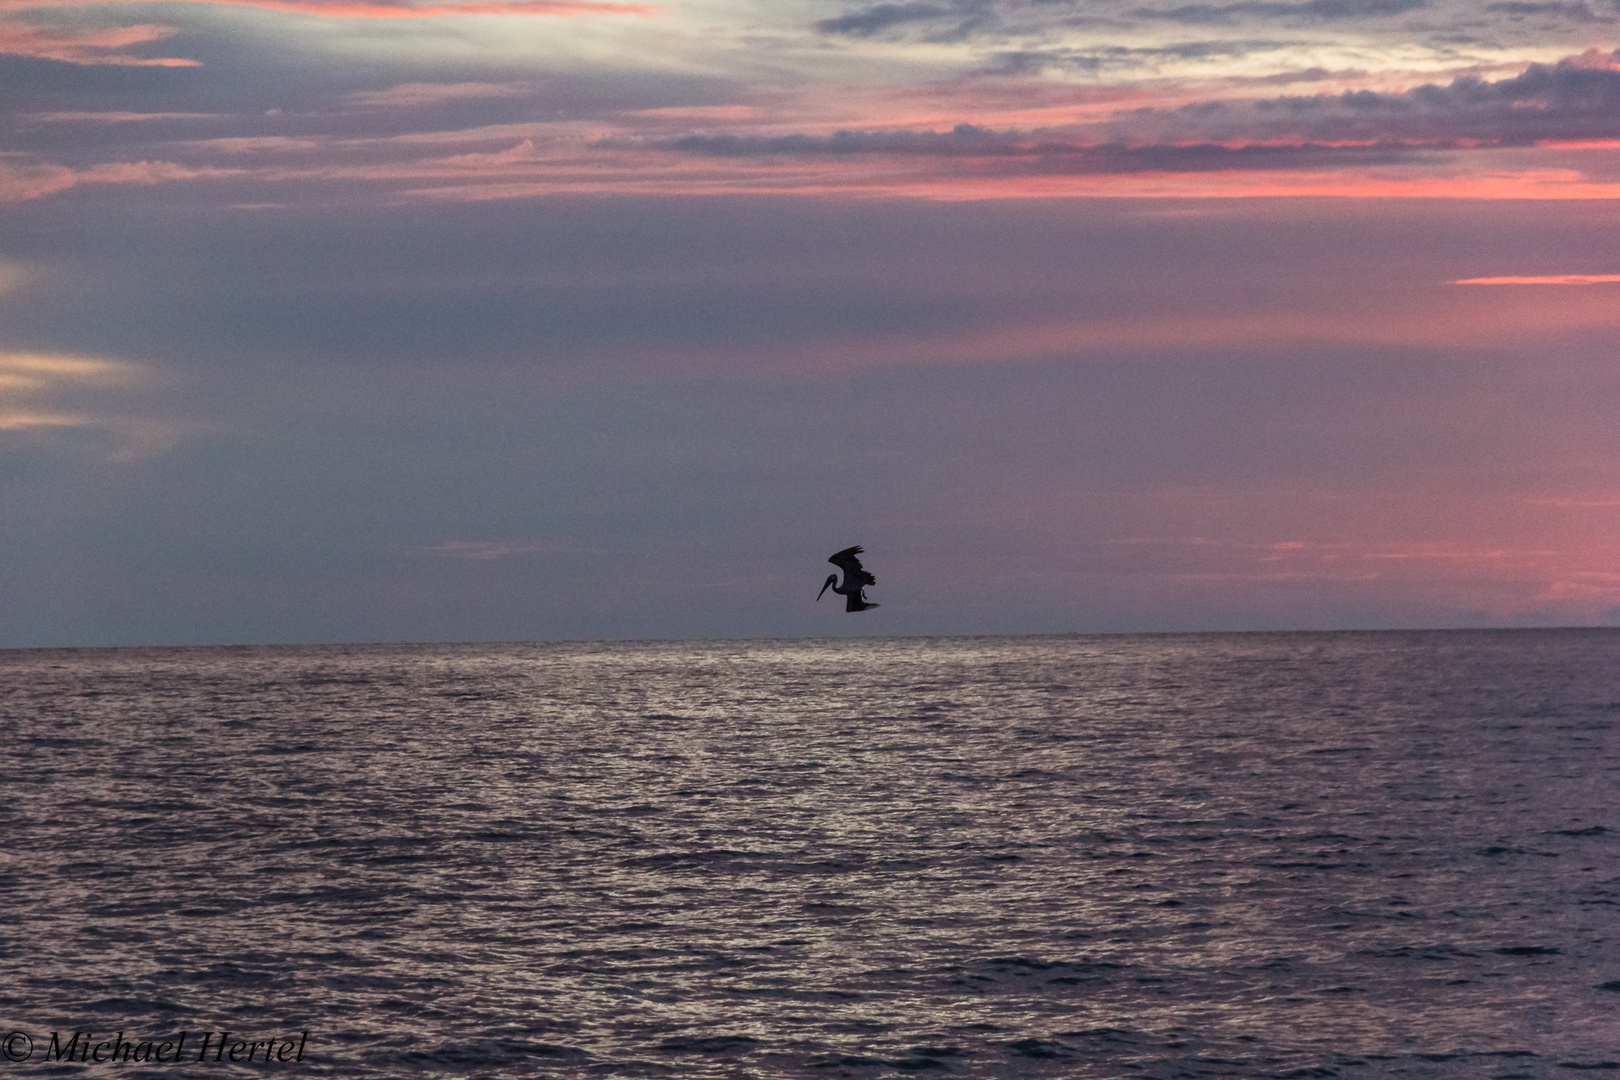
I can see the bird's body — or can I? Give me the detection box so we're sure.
[818,545,879,612]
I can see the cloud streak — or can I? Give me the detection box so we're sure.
[0,0,654,14]
[815,0,1435,41]
[0,21,194,65]
[1140,0,1432,25]
[0,352,139,395]
[0,352,174,457]
[344,82,536,108]
[1100,48,1620,146]
[0,0,654,67]
[0,159,240,202]
[1455,273,1620,283]
[425,539,561,559]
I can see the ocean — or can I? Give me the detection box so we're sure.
[2,630,1617,1078]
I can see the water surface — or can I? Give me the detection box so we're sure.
[3,630,1617,1076]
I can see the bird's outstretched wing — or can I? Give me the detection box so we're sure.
[828,545,876,588]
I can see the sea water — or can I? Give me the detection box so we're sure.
[2,630,1617,1078]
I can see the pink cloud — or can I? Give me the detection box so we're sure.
[29,110,220,121]
[1454,274,1620,284]
[0,20,195,65]
[0,159,239,202]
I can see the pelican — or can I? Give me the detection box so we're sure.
[818,545,879,612]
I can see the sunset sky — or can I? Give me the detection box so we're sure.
[4,0,1620,645]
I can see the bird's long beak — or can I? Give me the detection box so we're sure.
[817,575,835,601]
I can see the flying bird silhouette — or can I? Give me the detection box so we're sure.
[818,545,879,612]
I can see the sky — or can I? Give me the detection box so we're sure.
[3,0,1620,645]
